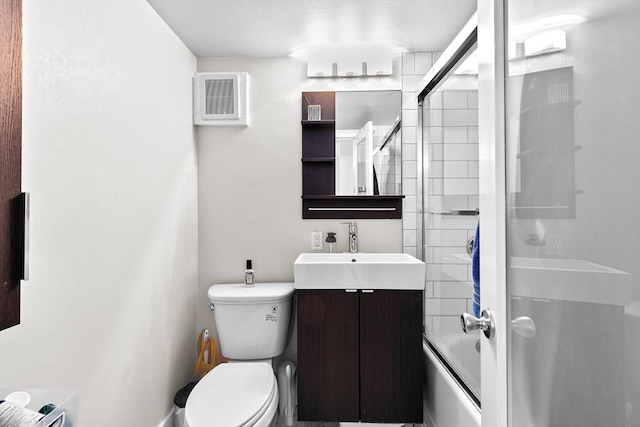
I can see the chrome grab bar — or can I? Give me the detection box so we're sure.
[429,208,479,216]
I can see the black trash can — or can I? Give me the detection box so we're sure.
[173,381,198,427]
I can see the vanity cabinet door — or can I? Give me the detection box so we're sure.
[360,290,424,423]
[0,0,22,331]
[297,289,360,422]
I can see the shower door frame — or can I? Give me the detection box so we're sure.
[417,27,483,400]
[417,2,511,424]
[476,0,509,425]
[416,6,508,420]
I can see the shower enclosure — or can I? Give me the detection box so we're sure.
[418,1,640,426]
[419,39,481,402]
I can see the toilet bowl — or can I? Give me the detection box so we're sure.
[185,282,295,427]
[185,362,278,427]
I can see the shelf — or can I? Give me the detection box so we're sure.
[302,91,335,121]
[302,195,404,219]
[516,145,582,159]
[520,100,581,116]
[302,195,405,200]
[301,157,335,163]
[428,208,479,216]
[301,120,335,127]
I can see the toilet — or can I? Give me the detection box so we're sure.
[185,282,295,427]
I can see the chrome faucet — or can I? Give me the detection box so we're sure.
[341,222,358,253]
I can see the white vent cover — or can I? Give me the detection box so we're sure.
[194,72,248,126]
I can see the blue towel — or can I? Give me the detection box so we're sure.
[472,222,480,318]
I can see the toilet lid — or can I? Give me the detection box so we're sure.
[185,363,276,427]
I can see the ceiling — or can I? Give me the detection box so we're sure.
[146,0,477,58]
[337,91,400,131]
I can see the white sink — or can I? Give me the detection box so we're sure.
[294,252,425,290]
[510,257,630,306]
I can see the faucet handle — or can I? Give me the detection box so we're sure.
[341,222,358,253]
[340,221,357,231]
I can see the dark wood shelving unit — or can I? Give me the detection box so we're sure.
[513,67,580,219]
[301,92,336,198]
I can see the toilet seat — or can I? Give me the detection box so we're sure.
[185,362,278,427]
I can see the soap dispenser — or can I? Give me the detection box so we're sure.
[244,259,255,286]
[325,232,337,253]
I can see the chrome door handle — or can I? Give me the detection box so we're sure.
[460,309,496,339]
[511,316,536,338]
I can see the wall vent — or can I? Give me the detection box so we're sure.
[193,72,248,126]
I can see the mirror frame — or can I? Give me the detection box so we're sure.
[301,91,403,219]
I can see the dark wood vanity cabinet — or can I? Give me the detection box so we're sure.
[297,289,423,423]
[297,289,360,421]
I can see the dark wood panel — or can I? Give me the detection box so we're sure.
[301,158,335,163]
[0,0,22,331]
[301,120,335,127]
[301,92,335,121]
[302,125,335,158]
[297,290,360,421]
[302,196,403,219]
[359,290,423,423]
[302,163,334,195]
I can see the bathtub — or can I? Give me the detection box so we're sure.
[423,336,481,427]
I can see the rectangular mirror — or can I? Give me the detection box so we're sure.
[335,91,402,196]
[301,90,404,219]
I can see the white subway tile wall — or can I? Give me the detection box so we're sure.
[402,53,478,334]
[401,52,429,260]
[424,87,478,334]
[414,52,433,76]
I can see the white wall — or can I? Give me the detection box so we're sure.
[0,2,198,426]
[196,57,403,333]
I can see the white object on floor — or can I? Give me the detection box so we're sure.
[4,391,30,407]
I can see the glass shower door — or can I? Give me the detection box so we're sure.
[503,1,640,426]
[422,44,481,400]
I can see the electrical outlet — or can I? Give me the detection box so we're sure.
[311,231,323,251]
[546,233,563,256]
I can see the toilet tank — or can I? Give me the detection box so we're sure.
[208,282,295,359]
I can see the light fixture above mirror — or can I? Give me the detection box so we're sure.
[292,42,405,78]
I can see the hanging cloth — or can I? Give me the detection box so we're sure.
[472,222,481,318]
